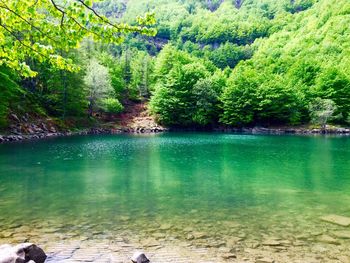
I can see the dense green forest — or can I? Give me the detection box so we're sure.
[0,0,349,130]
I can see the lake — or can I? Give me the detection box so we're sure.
[0,133,349,262]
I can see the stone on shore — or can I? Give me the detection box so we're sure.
[24,244,47,263]
[131,252,150,263]
[320,214,350,226]
[0,243,46,263]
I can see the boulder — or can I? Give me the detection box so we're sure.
[131,252,150,263]
[24,244,46,263]
[0,243,46,263]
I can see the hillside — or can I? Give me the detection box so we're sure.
[0,0,349,134]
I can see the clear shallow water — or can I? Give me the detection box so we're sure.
[0,133,350,261]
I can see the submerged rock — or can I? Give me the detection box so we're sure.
[332,231,350,239]
[192,232,208,239]
[131,252,150,263]
[262,240,281,246]
[222,253,237,260]
[318,235,340,245]
[0,243,46,263]
[256,258,275,263]
[159,224,173,231]
[320,214,350,226]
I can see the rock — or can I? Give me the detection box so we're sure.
[24,244,47,263]
[10,114,20,122]
[193,232,208,239]
[186,234,194,240]
[318,235,340,245]
[159,223,172,231]
[142,238,160,248]
[256,258,275,263]
[262,240,281,246]
[332,231,350,239]
[22,114,28,123]
[27,128,35,134]
[320,214,350,226]
[0,136,3,143]
[221,253,237,259]
[152,233,166,239]
[0,243,46,263]
[131,252,150,263]
[40,123,47,131]
[218,247,236,253]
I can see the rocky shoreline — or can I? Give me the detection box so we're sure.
[213,126,350,135]
[0,127,167,143]
[0,112,168,143]
[0,112,349,144]
[1,213,350,263]
[1,126,350,144]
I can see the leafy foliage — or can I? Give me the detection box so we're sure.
[1,0,349,130]
[0,0,156,77]
[0,68,22,127]
[101,98,124,114]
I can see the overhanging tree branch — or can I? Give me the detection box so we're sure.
[0,21,47,59]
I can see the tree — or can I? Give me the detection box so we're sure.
[0,0,156,77]
[309,98,338,130]
[316,68,350,123]
[192,70,226,125]
[220,67,259,126]
[150,49,211,126]
[84,58,114,116]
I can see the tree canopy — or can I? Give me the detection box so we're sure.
[0,0,349,129]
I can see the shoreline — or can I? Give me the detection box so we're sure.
[0,126,349,144]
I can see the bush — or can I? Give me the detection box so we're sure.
[101,98,124,114]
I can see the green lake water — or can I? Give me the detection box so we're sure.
[0,133,350,261]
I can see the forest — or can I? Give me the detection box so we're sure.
[0,0,349,130]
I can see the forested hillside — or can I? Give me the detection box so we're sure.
[0,0,349,131]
